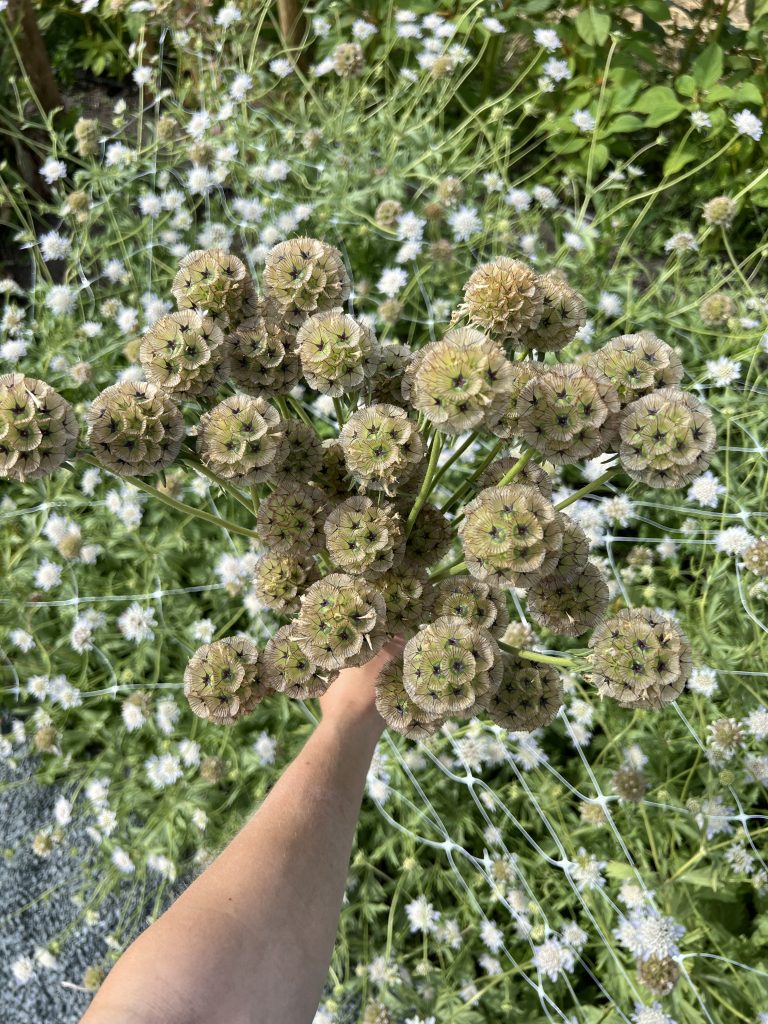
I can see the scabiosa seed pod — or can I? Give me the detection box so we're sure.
[256,482,327,553]
[436,176,464,207]
[411,327,515,434]
[612,764,648,803]
[517,364,620,465]
[140,311,227,399]
[527,562,609,637]
[518,273,586,353]
[86,380,183,477]
[378,298,403,324]
[74,117,100,157]
[183,635,271,726]
[197,394,287,485]
[636,956,680,997]
[253,553,316,613]
[263,237,350,327]
[480,652,563,731]
[479,454,553,499]
[589,607,693,709]
[200,755,227,782]
[403,503,454,570]
[459,484,563,588]
[0,374,78,481]
[744,536,768,577]
[707,717,742,760]
[293,572,387,670]
[369,342,412,405]
[172,249,250,329]
[429,239,454,263]
[547,515,590,582]
[262,624,336,699]
[272,419,324,484]
[403,615,501,717]
[703,195,737,228]
[313,438,350,503]
[333,42,365,77]
[589,333,683,407]
[374,199,403,229]
[457,257,544,344]
[297,309,379,396]
[489,362,545,440]
[324,496,404,576]
[338,402,423,494]
[227,297,298,396]
[429,577,509,637]
[375,567,426,634]
[619,387,716,488]
[375,658,443,738]
[699,292,734,326]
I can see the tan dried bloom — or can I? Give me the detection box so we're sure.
[338,402,423,494]
[256,482,327,554]
[435,176,464,207]
[74,117,100,157]
[703,195,737,228]
[589,333,683,406]
[263,237,350,327]
[636,956,680,997]
[0,374,78,482]
[172,249,251,329]
[411,327,515,434]
[479,454,553,499]
[140,311,228,399]
[86,381,183,477]
[429,577,509,637]
[292,572,387,671]
[197,394,287,485]
[527,562,609,637]
[375,657,443,738]
[375,199,403,229]
[375,567,426,634]
[184,635,271,726]
[479,652,563,731]
[271,419,324,484]
[253,553,316,613]
[333,42,365,77]
[324,496,404,576]
[457,257,544,343]
[297,309,379,396]
[262,624,336,699]
[378,298,403,324]
[403,503,454,570]
[489,362,545,440]
[368,342,412,405]
[518,273,586,353]
[612,764,648,803]
[546,515,590,581]
[699,292,734,326]
[744,536,768,577]
[226,296,299,396]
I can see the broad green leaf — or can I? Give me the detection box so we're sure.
[605,114,645,133]
[692,42,724,88]
[663,147,698,176]
[635,0,670,17]
[732,80,764,105]
[575,7,611,46]
[675,74,697,97]
[706,84,735,102]
[632,84,682,114]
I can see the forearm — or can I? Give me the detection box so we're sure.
[82,694,383,1024]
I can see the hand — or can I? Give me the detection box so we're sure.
[318,634,405,739]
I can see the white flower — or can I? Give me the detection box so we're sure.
[543,58,570,82]
[602,495,633,527]
[34,948,58,970]
[615,908,685,960]
[564,231,585,251]
[270,58,294,78]
[482,172,503,192]
[148,853,177,880]
[186,165,213,195]
[435,918,462,950]
[631,1002,677,1024]
[216,2,241,27]
[598,291,623,316]
[706,356,741,386]
[39,230,72,262]
[505,187,531,211]
[562,922,588,949]
[111,847,135,874]
[117,603,158,644]
[80,466,101,496]
[569,848,607,890]
[687,665,718,698]
[45,284,76,316]
[138,193,162,218]
[145,753,183,789]
[11,956,34,984]
[619,880,651,910]
[732,109,763,141]
[532,937,574,981]
[687,470,724,508]
[192,618,216,643]
[252,731,278,765]
[54,796,72,826]
[664,231,699,253]
[34,559,63,592]
[690,110,712,130]
[230,72,253,101]
[352,19,377,40]
[377,267,408,297]
[122,700,146,732]
[447,204,481,242]
[480,919,504,952]
[406,895,440,934]
[178,739,200,766]
[105,142,135,167]
[187,110,211,138]
[571,109,596,132]
[132,66,153,86]
[27,675,49,700]
[192,808,208,830]
[312,15,330,37]
[10,629,35,652]
[744,706,768,740]
[482,16,505,34]
[715,525,753,555]
[396,211,426,242]
[156,699,180,736]
[534,28,561,50]
[40,158,68,185]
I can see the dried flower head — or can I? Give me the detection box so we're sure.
[227,296,299,396]
[263,237,350,327]
[636,956,680,997]
[403,615,501,717]
[699,292,734,326]
[519,273,586,352]
[458,257,544,343]
[429,577,509,637]
[293,572,387,670]
[479,454,553,499]
[744,536,768,577]
[374,199,403,229]
[411,327,514,434]
[86,381,184,477]
[253,553,316,613]
[375,568,426,634]
[140,311,228,399]
[548,516,590,581]
[172,249,250,329]
[0,374,78,481]
[403,503,454,570]
[324,496,404,576]
[612,764,648,803]
[333,42,365,77]
[263,625,336,699]
[375,658,443,738]
[527,562,609,637]
[338,403,423,494]
[272,420,324,484]
[369,342,412,405]
[436,176,464,206]
[589,333,683,406]
[74,117,100,157]
[256,482,327,553]
[197,394,287,485]
[703,195,737,228]
[517,364,620,465]
[313,438,350,503]
[589,607,693,709]
[459,484,563,588]
[184,635,271,725]
[619,387,716,488]
[488,362,546,441]
[297,309,379,396]
[480,652,563,731]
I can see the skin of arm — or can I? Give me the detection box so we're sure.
[80,636,404,1024]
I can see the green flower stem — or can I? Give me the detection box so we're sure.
[406,431,444,539]
[181,456,254,513]
[439,438,504,514]
[428,557,467,582]
[286,394,317,431]
[496,447,534,487]
[430,430,480,491]
[333,397,347,427]
[499,640,581,669]
[554,469,618,511]
[78,455,260,541]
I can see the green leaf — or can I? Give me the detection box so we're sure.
[636,0,670,17]
[575,7,611,46]
[604,114,645,133]
[706,84,734,102]
[675,74,697,97]
[633,85,684,126]
[663,146,698,176]
[732,80,764,105]
[692,42,724,89]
